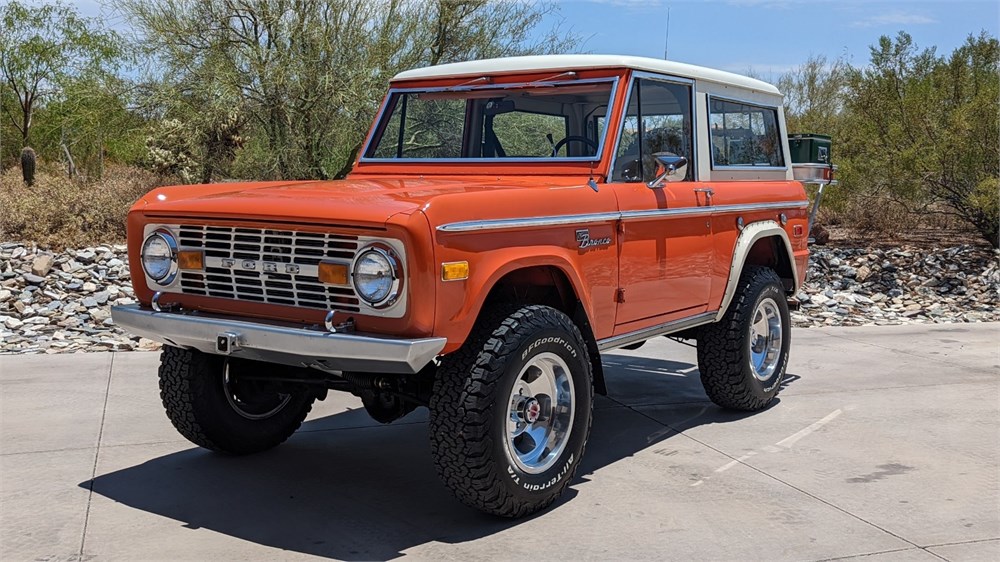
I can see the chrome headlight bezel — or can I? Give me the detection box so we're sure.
[351,244,402,309]
[141,228,178,285]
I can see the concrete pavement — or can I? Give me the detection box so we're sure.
[1,323,998,561]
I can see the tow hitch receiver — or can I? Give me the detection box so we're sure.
[216,332,240,355]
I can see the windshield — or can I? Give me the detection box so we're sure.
[363,80,615,161]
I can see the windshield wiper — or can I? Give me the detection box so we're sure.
[444,71,579,92]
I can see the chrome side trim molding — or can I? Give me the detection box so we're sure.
[714,220,798,322]
[438,201,806,232]
[437,212,621,233]
[597,311,717,352]
[620,200,806,221]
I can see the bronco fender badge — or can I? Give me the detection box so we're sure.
[576,229,611,249]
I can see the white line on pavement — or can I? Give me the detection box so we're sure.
[775,409,843,449]
[690,409,845,488]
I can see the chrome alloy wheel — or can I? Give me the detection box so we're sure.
[222,361,292,420]
[504,352,576,474]
[748,297,783,381]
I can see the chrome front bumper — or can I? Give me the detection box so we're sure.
[110,305,446,374]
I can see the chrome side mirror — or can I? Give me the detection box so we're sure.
[647,153,688,189]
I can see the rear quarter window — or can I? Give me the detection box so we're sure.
[709,98,784,168]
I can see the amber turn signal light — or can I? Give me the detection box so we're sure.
[177,250,204,270]
[441,261,469,281]
[318,262,349,285]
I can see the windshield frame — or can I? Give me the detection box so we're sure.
[359,77,620,164]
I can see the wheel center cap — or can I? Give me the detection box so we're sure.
[522,398,541,424]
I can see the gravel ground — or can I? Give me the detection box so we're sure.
[1,242,997,354]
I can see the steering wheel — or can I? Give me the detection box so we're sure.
[552,135,599,157]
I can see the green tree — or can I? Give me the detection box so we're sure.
[0,1,126,153]
[842,31,999,247]
[118,0,578,182]
[778,54,848,136]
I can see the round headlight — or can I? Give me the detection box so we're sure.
[141,231,176,283]
[352,247,398,306]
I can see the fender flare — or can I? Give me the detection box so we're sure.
[715,220,798,322]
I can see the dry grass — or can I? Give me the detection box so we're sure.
[1,163,162,248]
[815,195,986,248]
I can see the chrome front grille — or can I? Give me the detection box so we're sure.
[175,225,362,312]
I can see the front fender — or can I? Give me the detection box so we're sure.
[433,242,616,355]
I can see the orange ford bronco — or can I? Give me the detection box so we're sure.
[113,55,811,517]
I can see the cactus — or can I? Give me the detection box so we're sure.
[20,147,36,186]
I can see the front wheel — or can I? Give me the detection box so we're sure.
[158,347,315,454]
[429,305,594,517]
[697,266,791,411]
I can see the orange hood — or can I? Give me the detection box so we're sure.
[133,177,552,227]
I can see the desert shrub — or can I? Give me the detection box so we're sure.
[145,118,197,184]
[0,162,161,247]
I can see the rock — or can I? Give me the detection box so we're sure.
[2,241,998,354]
[90,309,111,323]
[75,250,97,263]
[856,265,873,283]
[31,254,55,276]
[810,224,830,245]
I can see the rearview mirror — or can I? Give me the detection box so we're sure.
[647,153,688,189]
[483,98,516,116]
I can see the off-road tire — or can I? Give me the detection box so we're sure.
[429,305,594,517]
[697,266,791,411]
[158,346,315,454]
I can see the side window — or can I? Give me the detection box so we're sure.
[709,99,784,167]
[492,111,569,157]
[613,78,694,182]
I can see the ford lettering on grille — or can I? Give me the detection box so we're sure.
[172,225,363,312]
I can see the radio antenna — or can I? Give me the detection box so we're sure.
[663,7,671,60]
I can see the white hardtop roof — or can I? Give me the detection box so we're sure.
[392,54,781,95]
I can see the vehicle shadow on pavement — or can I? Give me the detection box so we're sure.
[82,358,799,560]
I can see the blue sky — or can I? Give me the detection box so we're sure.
[66,0,999,80]
[549,0,998,78]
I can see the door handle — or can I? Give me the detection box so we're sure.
[694,187,714,206]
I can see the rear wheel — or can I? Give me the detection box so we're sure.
[697,266,790,411]
[429,305,594,517]
[158,346,315,454]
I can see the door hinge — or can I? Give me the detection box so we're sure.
[616,219,626,235]
[615,288,626,303]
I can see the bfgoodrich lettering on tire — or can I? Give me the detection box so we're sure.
[697,266,791,411]
[429,305,594,517]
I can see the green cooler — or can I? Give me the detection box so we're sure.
[789,133,831,164]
